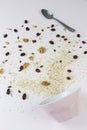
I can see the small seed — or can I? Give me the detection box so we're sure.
[66,77,71,80]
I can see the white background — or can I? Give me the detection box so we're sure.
[0,0,87,130]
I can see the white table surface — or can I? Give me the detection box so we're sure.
[0,0,87,130]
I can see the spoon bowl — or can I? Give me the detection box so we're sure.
[41,9,53,19]
[41,9,76,32]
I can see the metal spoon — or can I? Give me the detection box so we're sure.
[41,9,75,32]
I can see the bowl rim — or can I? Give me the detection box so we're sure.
[40,84,80,106]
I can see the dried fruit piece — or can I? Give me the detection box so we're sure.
[19,65,24,71]
[32,40,37,43]
[23,38,29,43]
[38,47,46,54]
[41,81,50,86]
[35,68,41,73]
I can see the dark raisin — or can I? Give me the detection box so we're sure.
[3,34,8,38]
[82,41,86,44]
[61,35,65,38]
[5,52,10,56]
[67,69,72,73]
[66,77,71,80]
[84,51,87,54]
[59,60,62,63]
[73,55,78,59]
[14,29,18,32]
[20,53,26,56]
[24,20,28,24]
[64,38,67,41]
[77,34,80,38]
[19,66,24,71]
[35,68,41,73]
[26,27,30,31]
[18,45,22,48]
[36,33,41,36]
[22,93,27,100]
[56,34,60,37]
[51,24,54,28]
[49,40,55,45]
[6,89,11,95]
[51,28,56,31]
[32,40,37,43]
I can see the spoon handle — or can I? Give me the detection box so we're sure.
[53,18,75,32]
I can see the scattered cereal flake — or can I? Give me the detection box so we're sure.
[41,81,51,86]
[28,56,34,61]
[23,62,30,69]
[0,68,4,74]
[38,47,46,54]
[22,38,29,43]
